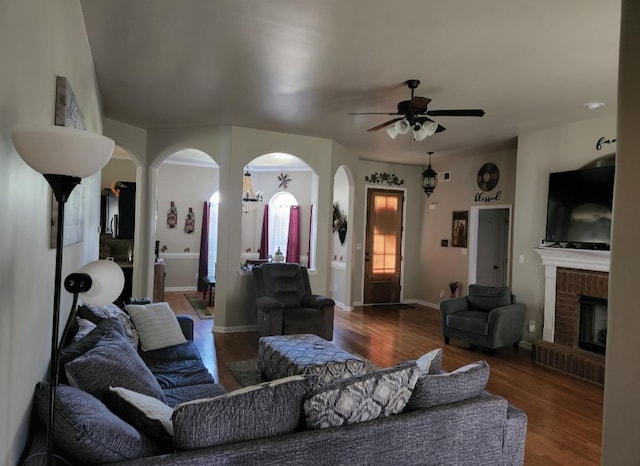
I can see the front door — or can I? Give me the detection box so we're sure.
[364,188,404,304]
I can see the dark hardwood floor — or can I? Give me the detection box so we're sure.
[165,291,603,465]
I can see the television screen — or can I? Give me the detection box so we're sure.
[544,165,615,249]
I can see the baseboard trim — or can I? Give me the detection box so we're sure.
[213,324,257,334]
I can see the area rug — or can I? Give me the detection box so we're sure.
[227,356,380,388]
[185,293,214,320]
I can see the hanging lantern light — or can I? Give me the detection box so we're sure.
[421,152,438,197]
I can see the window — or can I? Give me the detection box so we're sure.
[207,192,219,277]
[269,191,297,257]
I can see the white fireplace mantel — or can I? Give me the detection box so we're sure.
[534,247,610,342]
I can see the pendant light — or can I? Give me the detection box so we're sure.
[421,152,438,197]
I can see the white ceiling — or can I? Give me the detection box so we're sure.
[81,0,621,166]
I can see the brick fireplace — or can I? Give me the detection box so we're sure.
[533,248,609,385]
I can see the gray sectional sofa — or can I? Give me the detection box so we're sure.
[24,304,527,465]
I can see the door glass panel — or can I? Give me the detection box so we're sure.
[371,194,399,274]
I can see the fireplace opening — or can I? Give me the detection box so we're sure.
[578,295,608,355]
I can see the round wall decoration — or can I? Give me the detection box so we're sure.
[477,163,500,191]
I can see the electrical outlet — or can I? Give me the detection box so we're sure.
[528,320,536,333]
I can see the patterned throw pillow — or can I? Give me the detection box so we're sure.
[303,364,420,429]
[127,302,187,351]
[172,375,315,450]
[405,360,490,410]
[34,382,161,463]
[64,327,166,402]
[83,303,140,348]
[106,386,174,443]
[72,317,97,343]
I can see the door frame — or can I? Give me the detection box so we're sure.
[361,185,407,305]
[467,204,513,288]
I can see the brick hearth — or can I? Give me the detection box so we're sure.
[533,267,607,385]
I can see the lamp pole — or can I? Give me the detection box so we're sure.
[44,174,81,466]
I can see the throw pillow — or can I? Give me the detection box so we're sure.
[60,318,126,367]
[82,303,140,348]
[34,382,161,463]
[172,375,315,450]
[106,386,174,443]
[127,302,187,351]
[72,317,97,343]
[415,348,443,374]
[405,360,490,411]
[304,363,420,429]
[65,327,166,402]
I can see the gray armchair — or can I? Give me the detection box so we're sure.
[252,263,335,341]
[440,284,525,350]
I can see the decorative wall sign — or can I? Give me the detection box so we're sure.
[364,172,405,186]
[50,76,86,248]
[278,173,291,189]
[596,136,616,151]
[476,163,500,191]
[451,210,468,248]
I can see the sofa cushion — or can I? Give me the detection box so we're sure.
[446,311,490,335]
[139,340,202,366]
[303,364,420,429]
[467,285,512,311]
[72,317,97,343]
[64,327,166,402]
[34,382,161,463]
[163,383,227,408]
[405,360,490,410]
[127,302,187,351]
[146,357,216,389]
[172,375,315,450]
[81,303,140,348]
[105,386,174,444]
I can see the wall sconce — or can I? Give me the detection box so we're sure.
[242,167,263,214]
[11,124,115,465]
[421,152,438,197]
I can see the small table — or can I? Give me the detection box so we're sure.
[202,276,216,307]
[258,334,367,385]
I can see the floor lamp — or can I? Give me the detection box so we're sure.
[11,125,115,465]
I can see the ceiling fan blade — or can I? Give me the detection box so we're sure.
[427,109,485,117]
[366,117,404,132]
[348,112,401,115]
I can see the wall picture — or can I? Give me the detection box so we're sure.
[452,211,468,248]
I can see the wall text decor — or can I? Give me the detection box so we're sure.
[596,136,616,151]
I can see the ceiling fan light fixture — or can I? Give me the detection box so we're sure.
[386,125,399,139]
[395,119,410,135]
[424,121,439,137]
[413,124,428,141]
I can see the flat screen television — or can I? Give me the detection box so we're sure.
[544,165,615,250]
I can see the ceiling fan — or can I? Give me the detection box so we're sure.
[350,79,485,140]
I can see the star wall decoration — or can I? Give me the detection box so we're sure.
[278,173,291,189]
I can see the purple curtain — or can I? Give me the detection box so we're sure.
[197,201,210,291]
[308,204,314,268]
[259,204,269,259]
[286,205,300,264]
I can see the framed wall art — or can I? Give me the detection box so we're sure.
[451,210,468,248]
[50,76,86,248]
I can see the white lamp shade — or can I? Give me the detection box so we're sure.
[424,121,439,137]
[413,124,428,141]
[386,125,399,139]
[11,125,115,178]
[395,119,410,135]
[78,260,124,305]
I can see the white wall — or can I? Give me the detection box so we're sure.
[0,1,104,463]
[511,114,617,341]
[602,0,640,462]
[330,167,350,306]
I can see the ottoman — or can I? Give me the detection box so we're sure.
[258,334,367,385]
